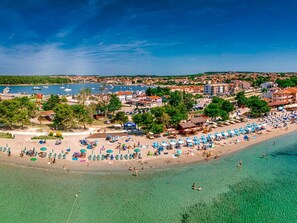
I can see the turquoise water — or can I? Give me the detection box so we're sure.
[0,132,297,223]
[0,83,148,95]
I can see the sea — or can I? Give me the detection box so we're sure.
[0,83,148,95]
[0,131,296,223]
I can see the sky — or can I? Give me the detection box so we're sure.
[1,0,297,75]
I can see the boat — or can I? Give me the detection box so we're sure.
[60,86,65,89]
[43,86,49,88]
[2,87,10,94]
[91,88,95,90]
[64,88,72,92]
[32,86,41,90]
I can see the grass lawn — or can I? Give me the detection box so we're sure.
[0,132,13,139]
[31,135,63,140]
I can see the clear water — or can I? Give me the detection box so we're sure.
[0,83,148,95]
[0,132,297,223]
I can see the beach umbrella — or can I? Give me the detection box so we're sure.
[176,150,182,155]
[40,147,47,151]
[66,148,71,152]
[186,138,193,143]
[178,139,184,144]
[161,142,168,147]
[170,141,177,145]
[30,157,37,161]
[134,148,141,153]
[106,149,113,154]
[80,149,87,153]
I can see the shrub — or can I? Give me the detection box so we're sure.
[48,131,54,136]
[55,132,62,138]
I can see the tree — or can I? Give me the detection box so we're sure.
[53,104,74,130]
[77,88,91,106]
[0,99,31,128]
[235,91,247,107]
[108,94,121,114]
[246,96,270,117]
[43,95,60,111]
[114,111,128,124]
[71,104,92,129]
[204,97,234,120]
[150,123,164,134]
[169,91,182,107]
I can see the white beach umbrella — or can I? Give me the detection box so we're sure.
[170,141,177,145]
[186,138,193,143]
[161,142,168,147]
[178,139,184,144]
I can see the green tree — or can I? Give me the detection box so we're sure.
[53,104,74,130]
[71,104,92,129]
[0,99,30,128]
[246,96,270,117]
[108,94,122,114]
[235,91,247,107]
[43,95,60,111]
[114,111,128,124]
[150,123,164,134]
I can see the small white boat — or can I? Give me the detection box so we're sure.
[60,86,65,89]
[91,88,95,90]
[64,88,72,92]
[43,86,49,88]
[32,86,41,90]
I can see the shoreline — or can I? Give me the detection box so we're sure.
[0,123,296,174]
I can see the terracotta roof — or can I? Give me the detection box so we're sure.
[268,101,289,107]
[179,122,196,129]
[116,91,132,96]
[147,96,161,99]
[190,117,208,124]
[40,110,55,116]
[284,87,297,93]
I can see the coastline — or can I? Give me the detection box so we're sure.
[0,122,296,174]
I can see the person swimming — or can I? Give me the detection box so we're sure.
[197,186,202,191]
[192,183,196,190]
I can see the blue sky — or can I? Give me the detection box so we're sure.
[1,0,297,75]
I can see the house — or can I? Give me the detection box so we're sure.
[268,87,297,106]
[178,122,197,135]
[260,82,278,89]
[38,110,55,124]
[190,116,208,127]
[146,96,162,106]
[116,91,133,103]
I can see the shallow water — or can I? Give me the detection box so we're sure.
[0,132,297,223]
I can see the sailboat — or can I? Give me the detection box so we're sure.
[64,84,72,92]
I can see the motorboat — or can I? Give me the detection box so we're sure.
[59,86,65,89]
[64,88,72,92]
[32,86,41,90]
[43,86,49,88]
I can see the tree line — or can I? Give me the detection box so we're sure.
[0,76,71,85]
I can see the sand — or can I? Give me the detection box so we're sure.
[0,114,296,173]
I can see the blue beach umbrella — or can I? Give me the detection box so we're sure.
[134,148,141,153]
[176,150,182,155]
[40,147,47,151]
[106,149,113,154]
[80,149,87,153]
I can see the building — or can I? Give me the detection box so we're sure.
[116,91,133,103]
[268,87,297,106]
[178,122,197,135]
[204,84,230,96]
[260,82,278,89]
[190,116,208,127]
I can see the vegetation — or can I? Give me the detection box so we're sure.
[114,111,128,124]
[0,76,70,85]
[246,96,270,117]
[0,97,36,128]
[0,132,13,139]
[204,97,235,121]
[275,77,297,88]
[43,94,60,111]
[146,86,171,96]
[235,91,248,107]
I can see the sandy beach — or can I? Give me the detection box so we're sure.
[0,113,296,173]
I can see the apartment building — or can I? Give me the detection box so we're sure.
[203,83,230,96]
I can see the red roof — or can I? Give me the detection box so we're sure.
[116,91,132,96]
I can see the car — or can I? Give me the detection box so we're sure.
[104,120,111,124]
